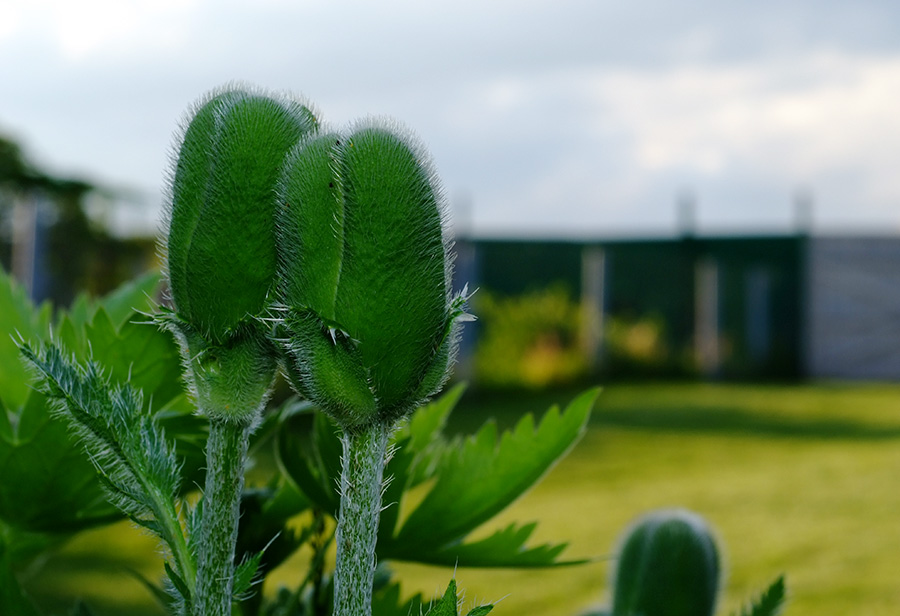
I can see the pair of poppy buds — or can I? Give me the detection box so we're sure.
[161,85,470,431]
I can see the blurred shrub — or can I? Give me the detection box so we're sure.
[604,313,675,378]
[473,285,587,388]
[472,287,684,387]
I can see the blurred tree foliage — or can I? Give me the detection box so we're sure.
[0,132,154,304]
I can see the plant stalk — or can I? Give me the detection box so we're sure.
[194,416,252,616]
[333,420,391,616]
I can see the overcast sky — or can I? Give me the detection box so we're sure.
[2,0,900,238]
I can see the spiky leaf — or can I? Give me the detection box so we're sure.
[421,579,493,616]
[277,387,596,568]
[383,389,597,565]
[734,576,787,616]
[0,270,190,549]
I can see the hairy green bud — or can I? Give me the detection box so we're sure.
[276,120,468,429]
[162,85,317,422]
[612,509,721,616]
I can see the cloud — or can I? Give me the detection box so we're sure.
[3,1,900,236]
[2,0,199,62]
[596,52,900,177]
[438,49,900,234]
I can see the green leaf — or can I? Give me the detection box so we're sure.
[426,579,459,616]
[19,341,191,584]
[232,549,265,599]
[377,383,466,549]
[371,580,424,616]
[62,271,159,332]
[384,388,598,565]
[95,271,160,329]
[0,536,42,616]
[87,312,184,411]
[412,521,584,568]
[0,388,117,534]
[234,483,312,600]
[421,579,493,616]
[0,271,195,543]
[275,387,597,569]
[395,382,464,488]
[164,560,192,606]
[0,269,51,411]
[734,575,787,616]
[276,409,342,515]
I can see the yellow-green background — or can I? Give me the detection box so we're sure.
[23,382,900,616]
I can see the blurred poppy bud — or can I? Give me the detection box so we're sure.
[162,85,317,422]
[612,509,721,616]
[276,120,470,430]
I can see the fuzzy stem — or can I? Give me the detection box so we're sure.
[194,417,251,616]
[333,420,391,616]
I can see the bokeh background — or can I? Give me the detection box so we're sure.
[3,1,900,615]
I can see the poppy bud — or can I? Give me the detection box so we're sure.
[612,509,721,616]
[163,85,317,422]
[276,120,469,429]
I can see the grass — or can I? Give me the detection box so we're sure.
[21,381,900,615]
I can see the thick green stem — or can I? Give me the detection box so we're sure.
[194,417,251,616]
[333,420,391,616]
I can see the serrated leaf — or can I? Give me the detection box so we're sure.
[425,579,459,616]
[66,293,92,329]
[276,410,342,515]
[372,580,424,616]
[165,560,192,605]
[734,575,787,616]
[56,314,83,358]
[233,549,265,599]
[385,389,598,564]
[0,270,51,410]
[0,388,116,533]
[88,313,184,412]
[394,383,464,488]
[96,271,160,329]
[0,270,196,545]
[400,383,463,453]
[378,433,417,547]
[235,482,312,593]
[20,341,189,580]
[421,579,494,616]
[411,521,585,568]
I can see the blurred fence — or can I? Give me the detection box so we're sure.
[461,235,808,382]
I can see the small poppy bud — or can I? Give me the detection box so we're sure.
[612,509,721,616]
[276,120,469,429]
[163,85,317,422]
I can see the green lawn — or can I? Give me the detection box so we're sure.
[23,382,900,615]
